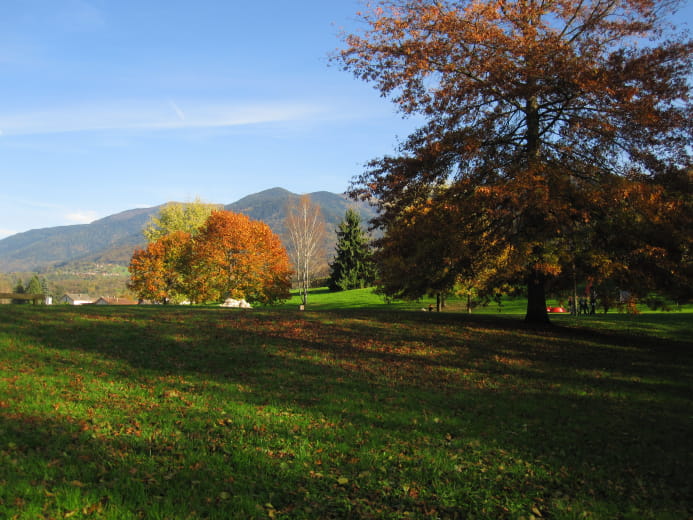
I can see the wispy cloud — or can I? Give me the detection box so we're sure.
[65,210,99,224]
[169,100,186,121]
[0,100,326,136]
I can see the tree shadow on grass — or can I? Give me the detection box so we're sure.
[0,410,324,518]
[1,305,692,518]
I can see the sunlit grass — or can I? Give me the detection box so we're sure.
[276,286,528,313]
[0,303,691,519]
[277,286,691,318]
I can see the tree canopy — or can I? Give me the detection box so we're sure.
[191,211,293,305]
[129,210,292,305]
[143,198,221,243]
[337,0,693,322]
[128,231,193,304]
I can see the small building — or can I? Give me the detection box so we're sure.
[59,293,94,305]
[94,296,138,305]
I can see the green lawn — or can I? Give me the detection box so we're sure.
[276,287,529,313]
[272,287,693,320]
[0,300,691,519]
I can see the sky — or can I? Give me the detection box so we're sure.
[0,0,423,239]
[1,1,692,240]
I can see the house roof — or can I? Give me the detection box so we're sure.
[95,296,138,305]
[62,293,93,301]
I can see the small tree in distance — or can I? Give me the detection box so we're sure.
[328,209,376,291]
[11,280,26,304]
[285,194,327,307]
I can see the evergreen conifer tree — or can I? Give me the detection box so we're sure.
[11,280,26,304]
[40,277,50,297]
[25,275,43,296]
[24,275,44,304]
[328,209,375,291]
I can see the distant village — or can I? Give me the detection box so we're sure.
[0,292,138,306]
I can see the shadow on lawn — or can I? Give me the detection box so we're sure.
[1,305,691,518]
[0,409,316,517]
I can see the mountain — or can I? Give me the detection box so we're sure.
[0,188,376,273]
[226,187,374,238]
[0,206,163,272]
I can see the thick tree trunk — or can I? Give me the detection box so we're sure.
[525,270,550,324]
[523,93,550,326]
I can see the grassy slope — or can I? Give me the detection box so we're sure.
[277,287,529,313]
[0,300,691,519]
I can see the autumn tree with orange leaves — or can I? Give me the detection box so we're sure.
[191,211,292,305]
[374,189,515,311]
[336,0,693,323]
[129,211,292,305]
[128,231,193,303]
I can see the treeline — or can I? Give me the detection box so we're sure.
[0,274,48,303]
[0,265,131,301]
[128,200,377,306]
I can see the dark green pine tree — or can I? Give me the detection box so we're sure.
[11,280,26,304]
[328,209,375,291]
[40,277,50,297]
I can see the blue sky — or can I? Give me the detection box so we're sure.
[1,1,691,240]
[0,0,422,238]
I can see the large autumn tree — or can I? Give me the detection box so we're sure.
[130,198,219,304]
[130,210,292,305]
[336,0,693,323]
[191,211,292,305]
[128,231,193,303]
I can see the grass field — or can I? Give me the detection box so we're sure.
[0,296,691,519]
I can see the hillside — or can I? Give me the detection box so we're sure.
[0,188,376,273]
[227,187,375,238]
[0,207,162,272]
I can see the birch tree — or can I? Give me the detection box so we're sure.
[285,195,327,306]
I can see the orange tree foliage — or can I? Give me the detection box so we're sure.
[129,211,292,305]
[375,190,516,306]
[128,231,193,303]
[190,211,292,305]
[336,0,693,323]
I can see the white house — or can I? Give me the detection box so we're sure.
[59,293,94,305]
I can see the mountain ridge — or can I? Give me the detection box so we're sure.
[0,188,375,273]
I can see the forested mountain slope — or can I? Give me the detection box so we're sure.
[0,188,375,273]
